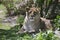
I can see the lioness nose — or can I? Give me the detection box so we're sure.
[31,13,35,17]
[31,15,34,17]
[30,15,34,19]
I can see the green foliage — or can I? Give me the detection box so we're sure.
[0,28,60,40]
[17,15,24,24]
[54,15,60,28]
[36,0,51,6]
[0,4,7,14]
[0,25,32,40]
[0,0,17,15]
[36,0,44,7]
[34,30,60,40]
[0,23,11,30]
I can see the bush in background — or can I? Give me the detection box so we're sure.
[54,15,60,30]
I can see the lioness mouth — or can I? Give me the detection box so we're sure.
[29,17,34,21]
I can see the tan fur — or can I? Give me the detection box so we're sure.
[40,17,52,30]
[17,6,52,34]
[28,6,40,16]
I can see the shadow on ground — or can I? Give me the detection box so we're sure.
[0,25,32,40]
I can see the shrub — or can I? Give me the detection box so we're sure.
[54,15,60,29]
[17,15,24,24]
[34,30,60,40]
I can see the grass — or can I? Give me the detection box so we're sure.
[0,4,10,30]
[0,4,6,10]
[0,4,7,12]
[0,4,7,18]
[0,29,60,40]
[0,23,11,30]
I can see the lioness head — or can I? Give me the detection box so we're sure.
[26,6,40,21]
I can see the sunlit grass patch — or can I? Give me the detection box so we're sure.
[0,23,11,30]
[17,15,24,24]
[0,4,6,10]
[13,0,23,2]
[0,4,7,17]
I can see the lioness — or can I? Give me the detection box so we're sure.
[17,5,52,34]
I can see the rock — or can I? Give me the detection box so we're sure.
[54,28,60,38]
[0,16,19,28]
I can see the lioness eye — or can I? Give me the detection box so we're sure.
[34,12,36,15]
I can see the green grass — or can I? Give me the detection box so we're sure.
[0,4,9,30]
[0,29,60,40]
[0,23,11,30]
[0,4,7,16]
[0,4,10,30]
[0,4,6,10]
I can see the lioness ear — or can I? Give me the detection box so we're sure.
[36,8,40,14]
[26,6,30,12]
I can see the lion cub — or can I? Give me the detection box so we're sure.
[17,4,52,34]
